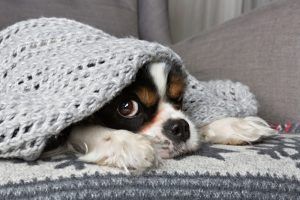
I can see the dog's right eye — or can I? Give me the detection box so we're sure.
[118,100,139,118]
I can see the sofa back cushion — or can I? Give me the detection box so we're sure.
[0,0,138,37]
[138,0,172,44]
[173,0,300,123]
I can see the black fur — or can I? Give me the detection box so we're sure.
[91,66,159,132]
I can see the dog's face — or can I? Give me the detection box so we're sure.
[93,63,200,158]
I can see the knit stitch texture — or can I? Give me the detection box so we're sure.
[0,18,257,161]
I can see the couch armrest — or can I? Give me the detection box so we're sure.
[172,0,300,123]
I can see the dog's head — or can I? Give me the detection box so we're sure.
[93,62,200,158]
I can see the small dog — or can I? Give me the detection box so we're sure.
[44,62,275,172]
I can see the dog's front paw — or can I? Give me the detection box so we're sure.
[201,117,277,145]
[75,129,159,172]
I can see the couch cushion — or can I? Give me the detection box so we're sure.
[0,134,299,199]
[0,0,138,37]
[138,0,172,44]
[173,0,300,123]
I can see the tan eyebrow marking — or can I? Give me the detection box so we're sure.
[135,86,158,107]
[167,74,185,99]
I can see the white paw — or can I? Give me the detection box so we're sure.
[68,127,159,172]
[200,117,277,145]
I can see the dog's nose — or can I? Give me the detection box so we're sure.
[163,119,190,142]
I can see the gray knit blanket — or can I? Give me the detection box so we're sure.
[0,18,257,161]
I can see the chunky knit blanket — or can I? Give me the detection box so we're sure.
[0,18,257,161]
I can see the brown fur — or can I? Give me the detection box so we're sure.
[167,75,185,99]
[135,86,158,107]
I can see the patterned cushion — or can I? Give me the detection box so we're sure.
[0,134,299,199]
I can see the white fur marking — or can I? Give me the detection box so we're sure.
[149,62,167,97]
[140,102,200,157]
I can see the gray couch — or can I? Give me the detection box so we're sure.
[0,0,299,199]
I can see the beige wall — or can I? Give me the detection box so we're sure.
[168,0,277,43]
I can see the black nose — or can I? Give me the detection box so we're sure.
[163,119,190,142]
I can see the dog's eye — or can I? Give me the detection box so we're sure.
[118,100,139,118]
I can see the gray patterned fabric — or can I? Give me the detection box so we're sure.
[0,18,257,161]
[2,173,299,199]
[0,134,299,199]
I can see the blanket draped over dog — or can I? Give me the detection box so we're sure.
[0,18,257,161]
